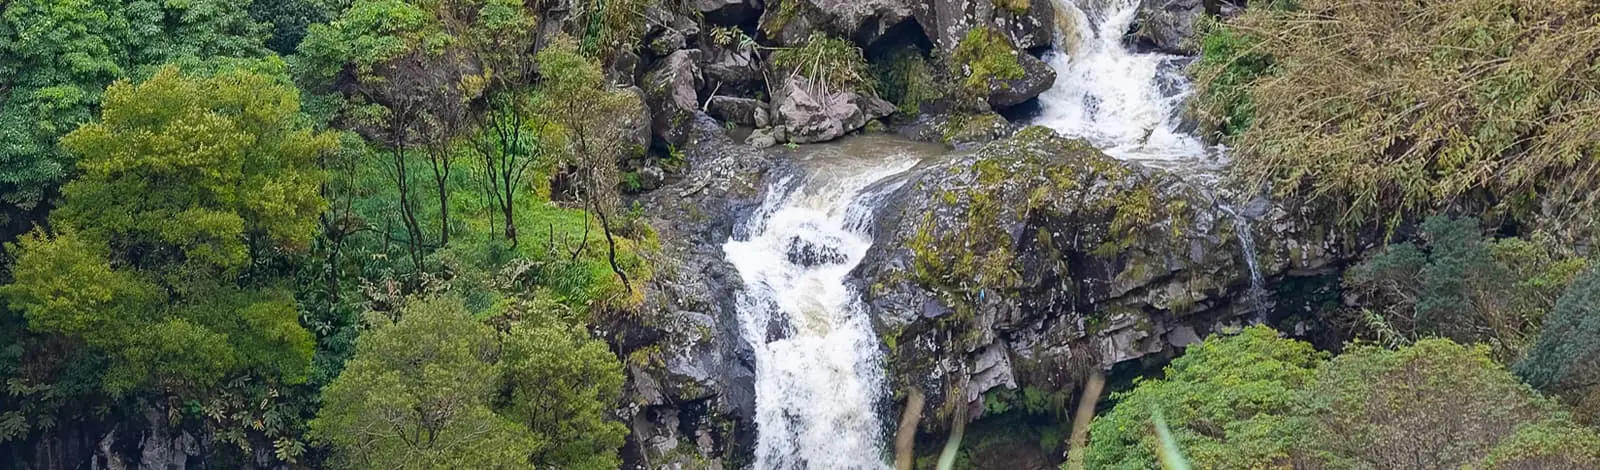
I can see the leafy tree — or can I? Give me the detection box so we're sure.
[535,41,643,293]
[312,296,536,469]
[1516,268,1600,424]
[251,0,337,55]
[1306,339,1600,469]
[2,64,330,397]
[0,0,268,225]
[1083,326,1323,469]
[1344,216,1586,359]
[497,309,627,469]
[298,0,535,268]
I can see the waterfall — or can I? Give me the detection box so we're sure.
[1034,0,1219,169]
[1036,0,1268,315]
[723,144,922,470]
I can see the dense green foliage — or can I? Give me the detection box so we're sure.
[770,33,874,93]
[1084,326,1322,469]
[1517,268,1600,424]
[312,296,536,468]
[4,66,329,397]
[1344,216,1586,359]
[951,27,1023,94]
[1084,328,1600,469]
[0,0,269,224]
[0,0,650,465]
[1193,0,1600,235]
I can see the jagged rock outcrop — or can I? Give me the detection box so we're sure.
[1130,0,1245,54]
[702,42,763,92]
[759,0,916,48]
[643,49,705,147]
[987,51,1055,108]
[624,115,775,470]
[912,0,1054,54]
[855,126,1342,430]
[772,77,896,143]
[706,96,771,128]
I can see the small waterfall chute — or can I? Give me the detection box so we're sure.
[723,142,924,470]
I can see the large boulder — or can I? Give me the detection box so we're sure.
[642,49,705,147]
[1131,0,1245,55]
[706,96,771,128]
[855,126,1341,431]
[758,0,915,48]
[986,49,1055,108]
[702,42,764,91]
[911,0,1055,54]
[772,77,895,143]
[624,114,776,469]
[692,0,760,26]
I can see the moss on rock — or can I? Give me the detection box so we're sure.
[952,26,1026,94]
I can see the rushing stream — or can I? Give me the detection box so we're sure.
[724,1,1267,465]
[1036,0,1268,314]
[724,138,936,469]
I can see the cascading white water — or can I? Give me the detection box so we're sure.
[1035,0,1219,168]
[723,144,922,470]
[1037,0,1268,313]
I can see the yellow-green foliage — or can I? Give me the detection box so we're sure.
[952,27,1024,93]
[872,46,944,115]
[771,33,875,93]
[1194,0,1600,235]
[992,0,1030,14]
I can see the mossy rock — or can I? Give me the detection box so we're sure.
[856,126,1271,432]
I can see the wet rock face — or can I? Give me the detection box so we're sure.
[772,77,896,143]
[626,115,774,469]
[1129,0,1245,55]
[643,49,705,147]
[759,0,917,48]
[786,235,850,267]
[855,126,1340,430]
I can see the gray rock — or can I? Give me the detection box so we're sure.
[624,115,777,467]
[772,77,895,143]
[987,50,1056,108]
[1131,0,1203,54]
[703,43,763,89]
[745,127,785,148]
[643,50,706,147]
[1131,0,1243,54]
[855,126,1344,430]
[706,96,771,128]
[622,86,654,153]
[993,0,1057,51]
[609,50,641,86]
[759,0,915,48]
[692,0,758,25]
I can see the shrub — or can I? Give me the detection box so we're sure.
[1306,339,1599,469]
[1193,0,1600,234]
[1343,216,1587,360]
[1082,326,1323,469]
[770,33,874,93]
[1515,268,1600,424]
